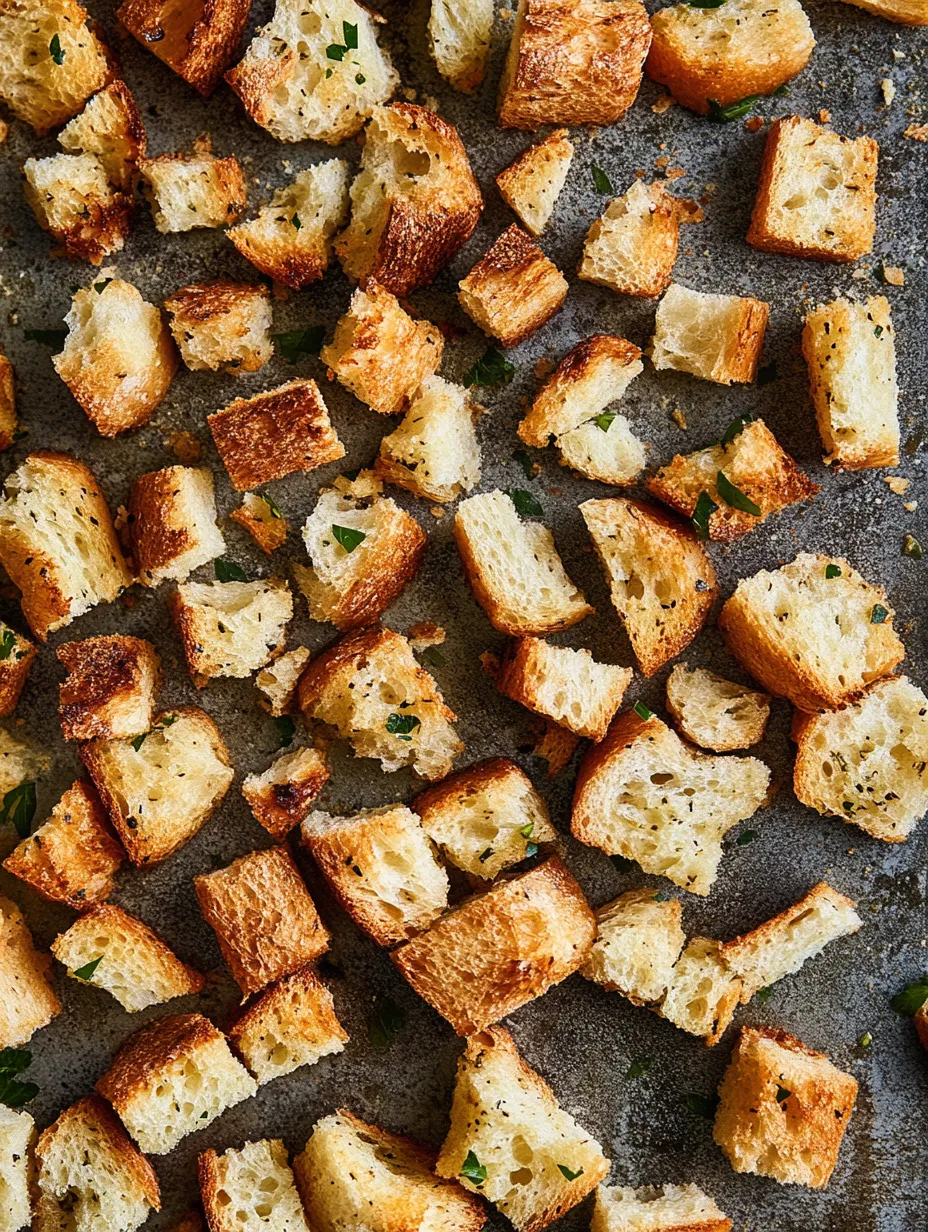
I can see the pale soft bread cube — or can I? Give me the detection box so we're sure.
[127,465,226,587]
[665,664,770,752]
[139,148,247,232]
[579,181,694,298]
[0,893,60,1048]
[583,888,685,1005]
[540,405,646,485]
[658,937,743,1045]
[429,0,494,90]
[0,1105,33,1232]
[496,130,573,236]
[242,745,329,840]
[458,225,568,348]
[230,493,289,555]
[0,352,18,453]
[57,80,147,191]
[0,728,48,798]
[375,376,482,503]
[23,152,129,264]
[651,283,769,385]
[836,0,927,21]
[256,646,311,715]
[165,280,272,374]
[592,1183,731,1232]
[57,634,160,741]
[0,620,35,719]
[172,578,293,685]
[200,1138,311,1232]
[117,0,251,94]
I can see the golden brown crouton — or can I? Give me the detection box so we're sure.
[582,888,686,1005]
[429,0,494,91]
[57,634,160,741]
[374,376,483,503]
[164,280,273,374]
[117,0,252,95]
[23,152,133,265]
[243,746,329,840]
[665,664,770,752]
[199,1139,311,1232]
[651,283,769,385]
[58,80,147,192]
[496,130,574,236]
[171,578,293,686]
[579,180,696,298]
[0,891,61,1048]
[458,225,568,348]
[127,465,226,587]
[230,493,289,554]
[836,0,927,21]
[0,620,36,718]
[139,146,247,232]
[592,1183,732,1232]
[0,351,18,452]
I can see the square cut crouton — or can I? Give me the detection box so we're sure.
[0,620,36,718]
[0,352,18,453]
[392,858,595,1035]
[651,283,769,385]
[0,452,132,641]
[57,81,147,192]
[23,152,132,265]
[337,104,483,296]
[665,664,770,752]
[242,745,329,840]
[57,634,160,741]
[0,892,61,1048]
[127,465,226,587]
[81,706,233,865]
[592,1183,732,1232]
[200,1138,311,1232]
[140,146,247,232]
[458,226,568,348]
[658,936,743,1044]
[97,1013,257,1154]
[301,805,449,945]
[375,376,482,503]
[713,1026,857,1187]
[455,490,592,636]
[195,845,330,998]
[579,181,697,298]
[496,130,574,236]
[646,418,818,541]
[231,493,289,555]
[3,779,123,909]
[802,296,899,469]
[0,1104,33,1232]
[437,1026,609,1231]
[572,710,771,896]
[498,0,652,129]
[171,578,293,686]
[836,0,927,21]
[228,963,347,1084]
[414,757,557,880]
[580,498,716,676]
[718,552,904,712]
[747,116,878,263]
[256,646,311,715]
[33,1096,160,1232]
[792,675,928,840]
[117,0,252,95]
[582,888,685,1005]
[429,0,494,91]
[165,280,272,375]
[52,903,205,1011]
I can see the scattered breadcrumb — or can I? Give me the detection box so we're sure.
[533,719,579,778]
[167,431,203,464]
[408,622,446,649]
[652,92,675,115]
[745,117,765,132]
[480,650,500,676]
[905,501,918,512]
[904,124,928,142]
[672,408,688,430]
[534,356,556,380]
[885,476,910,495]
[819,109,831,123]
[655,155,669,169]
[882,265,905,286]
[881,79,896,107]
[430,505,446,519]
[665,167,686,180]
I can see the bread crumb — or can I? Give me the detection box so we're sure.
[881,78,896,107]
[0,119,7,144]
[744,116,765,132]
[885,476,910,495]
[671,408,688,430]
[655,155,670,168]
[167,431,203,464]
[904,501,918,512]
[430,505,445,519]
[819,109,831,123]
[904,124,928,142]
[881,265,905,286]
[665,167,686,180]
[851,268,869,280]
[534,356,556,380]
[479,650,500,676]
[651,92,675,115]
[408,622,446,649]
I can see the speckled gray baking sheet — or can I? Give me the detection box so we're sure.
[0,1,926,1228]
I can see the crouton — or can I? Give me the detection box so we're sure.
[802,295,899,470]
[572,710,771,895]
[665,664,770,752]
[0,452,132,640]
[458,226,568,348]
[200,1138,310,1232]
[225,0,397,143]
[646,0,814,115]
[230,493,289,554]
[0,728,47,798]
[580,497,715,676]
[117,0,252,95]
[33,1096,160,1232]
[228,159,349,288]
[647,418,818,541]
[23,152,132,264]
[747,116,878,263]
[579,180,695,298]
[3,779,122,909]
[195,846,329,997]
[229,963,347,1084]
[582,888,685,1005]
[0,352,17,453]
[298,626,461,780]
[496,130,573,236]
[455,490,592,636]
[165,281,272,375]
[436,1026,609,1231]
[208,379,344,491]
[592,1183,732,1232]
[57,634,160,741]
[718,552,904,712]
[255,646,310,715]
[534,720,581,777]
[171,578,293,686]
[57,80,147,192]
[127,465,226,587]
[658,936,743,1044]
[81,706,233,865]
[301,805,449,945]
[243,746,329,840]
[321,283,444,416]
[375,376,482,503]
[518,336,645,484]
[97,1014,257,1154]
[139,147,247,232]
[836,0,928,22]
[414,757,557,880]
[713,1026,857,1187]
[0,892,60,1048]
[651,283,769,385]
[0,1104,33,1232]
[54,279,178,435]
[52,903,205,1010]
[0,621,35,718]
[429,0,493,90]
[497,0,652,129]
[392,858,595,1034]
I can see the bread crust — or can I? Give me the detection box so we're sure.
[126,465,219,583]
[458,224,568,348]
[97,1012,224,1108]
[242,747,330,840]
[0,622,36,717]
[0,352,17,452]
[117,0,252,94]
[58,634,160,740]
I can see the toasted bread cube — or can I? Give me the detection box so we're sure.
[437,1026,608,1230]
[165,280,272,375]
[322,283,444,416]
[200,1138,310,1232]
[0,621,36,718]
[97,1013,257,1154]
[713,1026,857,1187]
[52,903,205,1011]
[33,1096,160,1232]
[117,0,251,94]
[579,180,695,298]
[301,805,449,945]
[0,892,60,1048]
[0,352,18,453]
[58,81,147,192]
[665,664,770,752]
[243,745,329,840]
[747,116,878,263]
[583,888,685,1005]
[172,578,293,686]
[81,706,233,865]
[3,779,122,909]
[414,757,556,879]
[228,159,348,288]
[0,728,48,798]
[802,295,899,469]
[256,646,311,715]
[651,283,769,385]
[572,711,771,896]
[195,846,329,997]
[230,493,289,554]
[718,552,904,712]
[659,937,742,1044]
[127,465,226,587]
[298,626,461,781]
[592,1183,732,1232]
[496,130,573,237]
[23,152,131,264]
[429,0,493,90]
[0,1105,33,1232]
[458,226,567,348]
[57,634,160,741]
[392,858,595,1034]
[0,452,132,640]
[336,104,483,296]
[498,0,651,128]
[646,0,814,115]
[836,0,927,21]
[456,490,591,636]
[375,376,482,503]
[140,148,247,232]
[581,498,716,676]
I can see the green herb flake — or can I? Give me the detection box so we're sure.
[273,716,296,748]
[595,413,616,432]
[0,1049,38,1109]
[461,1150,487,1185]
[708,95,759,122]
[343,20,358,47]
[356,72,366,84]
[626,1057,652,1079]
[326,42,347,59]
[736,829,758,846]
[755,985,773,1003]
[689,0,727,7]
[272,325,325,363]
[871,604,889,625]
[368,995,407,1047]
[776,1085,791,1103]
[519,822,534,839]
[716,471,762,516]
[859,1031,873,1047]
[385,712,421,740]
[508,489,543,517]
[690,490,719,539]
[72,955,103,981]
[215,559,248,583]
[903,534,923,560]
[1,782,36,839]
[633,701,654,721]
[49,33,65,64]
[0,630,15,661]
[757,362,777,386]
[264,494,284,520]
[512,447,536,480]
[890,977,928,1016]
[874,325,884,338]
[24,328,67,347]
[825,563,842,579]
[591,164,614,195]
[332,523,366,553]
[463,347,516,388]
[683,1092,719,1118]
[721,412,755,447]
[557,1164,585,1181]
[131,733,147,752]
[291,214,302,230]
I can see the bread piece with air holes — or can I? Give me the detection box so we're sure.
[23,152,131,264]
[458,225,568,349]
[256,646,311,715]
[171,578,293,686]
[0,728,48,799]
[582,888,685,1005]
[200,1138,311,1232]
[127,465,226,587]
[81,706,233,865]
[429,0,494,91]
[96,1014,257,1155]
[242,745,329,840]
[665,664,770,752]
[713,1026,858,1187]
[718,552,904,712]
[57,634,160,741]
[0,451,132,640]
[0,621,36,719]
[414,757,557,880]
[392,858,595,1035]
[231,494,289,555]
[572,710,771,896]
[140,147,247,232]
[0,892,60,1048]
[580,497,716,677]
[592,1182,732,1232]
[0,1104,33,1232]
[58,80,147,191]
[437,1025,608,1231]
[658,937,743,1045]
[375,376,482,503]
[0,352,18,454]
[117,0,251,95]
[165,281,272,375]
[3,779,123,909]
[747,116,878,263]
[496,130,573,236]
[836,0,927,23]
[651,283,769,385]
